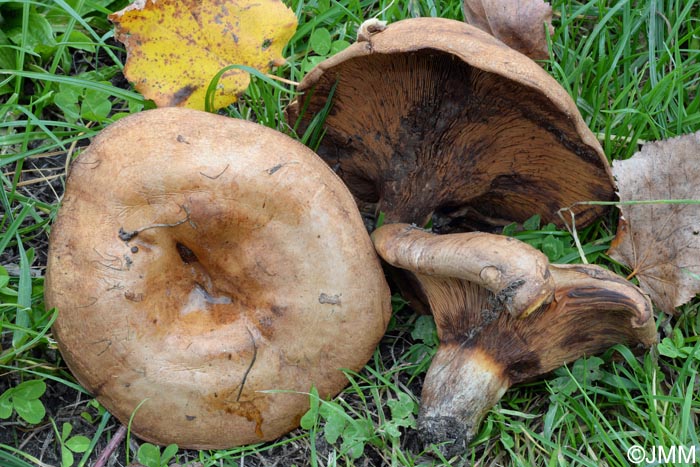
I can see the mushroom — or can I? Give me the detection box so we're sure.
[288,17,656,454]
[45,107,391,448]
[288,17,616,232]
[373,224,657,456]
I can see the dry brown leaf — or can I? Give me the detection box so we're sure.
[109,0,297,110]
[608,131,700,315]
[462,0,554,60]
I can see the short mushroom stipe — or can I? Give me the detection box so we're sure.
[45,108,391,449]
[373,224,657,456]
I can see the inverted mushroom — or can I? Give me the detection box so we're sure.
[373,224,657,456]
[288,17,616,231]
[45,107,391,448]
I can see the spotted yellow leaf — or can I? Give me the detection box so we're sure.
[110,0,297,110]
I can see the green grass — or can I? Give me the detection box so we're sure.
[1,0,699,466]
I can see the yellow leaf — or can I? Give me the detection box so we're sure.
[109,0,297,110]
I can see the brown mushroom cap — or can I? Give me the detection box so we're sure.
[45,108,391,449]
[288,18,615,231]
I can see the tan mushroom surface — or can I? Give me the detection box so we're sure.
[288,17,615,231]
[45,107,392,449]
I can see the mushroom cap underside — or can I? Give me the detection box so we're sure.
[289,18,615,231]
[424,265,657,385]
[45,108,392,449]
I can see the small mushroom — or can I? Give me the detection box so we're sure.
[45,108,391,448]
[288,17,616,231]
[373,224,657,456]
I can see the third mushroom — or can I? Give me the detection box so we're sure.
[372,224,656,456]
[289,18,658,455]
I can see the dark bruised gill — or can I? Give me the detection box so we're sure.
[466,321,543,384]
[504,350,542,384]
[567,287,645,311]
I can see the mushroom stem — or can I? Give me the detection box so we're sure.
[372,223,554,317]
[418,343,508,457]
